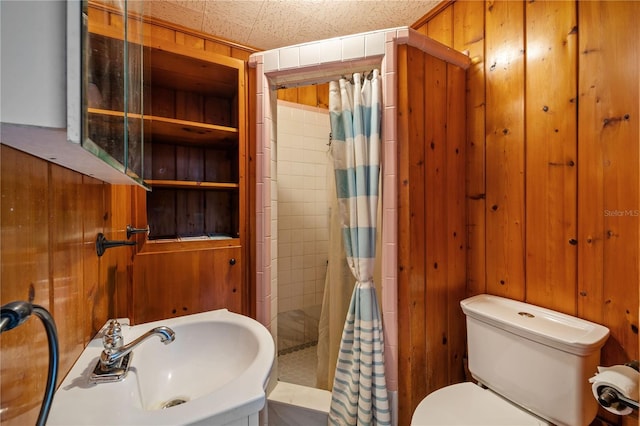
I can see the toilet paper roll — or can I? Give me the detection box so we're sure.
[589,365,639,416]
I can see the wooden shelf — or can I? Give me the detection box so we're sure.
[146,180,239,189]
[138,237,240,255]
[145,116,237,144]
[88,108,141,120]
[88,21,243,249]
[147,47,238,97]
[88,108,238,144]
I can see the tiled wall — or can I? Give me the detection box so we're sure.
[276,100,330,314]
[262,30,386,88]
[275,100,330,353]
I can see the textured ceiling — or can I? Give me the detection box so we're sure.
[143,1,440,51]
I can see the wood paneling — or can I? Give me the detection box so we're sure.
[397,45,427,424]
[524,0,578,313]
[297,85,319,107]
[423,53,449,394]
[0,146,51,425]
[452,0,486,297]
[411,1,639,424]
[82,176,108,343]
[397,45,467,426]
[49,166,85,377]
[484,0,526,301]
[247,64,257,319]
[427,5,453,46]
[445,64,467,387]
[132,246,243,323]
[577,1,639,370]
[0,146,129,425]
[277,83,331,109]
[106,184,136,321]
[89,1,257,63]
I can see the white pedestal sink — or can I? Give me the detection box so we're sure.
[48,309,274,425]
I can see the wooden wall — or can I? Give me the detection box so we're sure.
[0,145,133,425]
[404,1,639,425]
[396,45,468,425]
[0,6,256,425]
[277,84,330,109]
[90,2,254,62]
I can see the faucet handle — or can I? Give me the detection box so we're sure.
[103,320,123,352]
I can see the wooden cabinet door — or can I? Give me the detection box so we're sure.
[132,245,242,324]
[198,246,243,314]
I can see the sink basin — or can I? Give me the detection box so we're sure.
[48,309,274,425]
[136,320,260,410]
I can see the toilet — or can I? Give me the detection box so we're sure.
[411,294,610,426]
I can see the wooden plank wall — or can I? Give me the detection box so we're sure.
[89,2,254,63]
[411,1,639,425]
[396,45,468,426]
[577,0,639,370]
[0,146,131,425]
[277,84,330,109]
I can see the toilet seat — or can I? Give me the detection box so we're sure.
[411,382,549,426]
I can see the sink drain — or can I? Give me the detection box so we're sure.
[161,398,188,409]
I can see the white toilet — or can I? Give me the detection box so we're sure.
[411,294,610,426]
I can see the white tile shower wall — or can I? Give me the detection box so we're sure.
[277,100,331,314]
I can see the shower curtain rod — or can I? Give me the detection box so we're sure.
[341,69,376,82]
[273,68,378,90]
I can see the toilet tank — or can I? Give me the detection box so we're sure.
[461,294,610,426]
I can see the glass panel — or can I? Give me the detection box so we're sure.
[86,45,126,167]
[125,1,144,179]
[82,0,145,183]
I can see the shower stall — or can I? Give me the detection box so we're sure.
[250,26,470,424]
[275,99,331,387]
[275,98,369,390]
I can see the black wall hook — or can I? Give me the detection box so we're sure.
[96,233,136,257]
[126,225,149,239]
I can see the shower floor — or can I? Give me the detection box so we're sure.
[278,344,318,388]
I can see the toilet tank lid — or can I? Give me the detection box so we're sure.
[461,294,610,356]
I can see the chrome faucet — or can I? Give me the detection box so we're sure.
[100,322,175,368]
[90,319,175,383]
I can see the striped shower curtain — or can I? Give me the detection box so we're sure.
[328,70,390,426]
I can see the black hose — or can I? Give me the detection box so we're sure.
[0,301,33,332]
[32,305,59,426]
[0,302,59,425]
